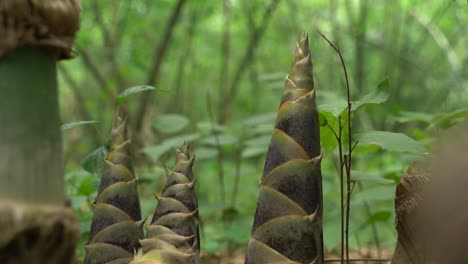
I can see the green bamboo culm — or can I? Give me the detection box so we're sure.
[84,112,143,264]
[0,1,80,262]
[245,33,323,264]
[132,143,200,264]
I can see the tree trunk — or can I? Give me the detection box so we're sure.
[0,1,81,263]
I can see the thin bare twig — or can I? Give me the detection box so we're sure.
[319,31,353,264]
[92,0,126,91]
[219,0,231,113]
[75,45,114,99]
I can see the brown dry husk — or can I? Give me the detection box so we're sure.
[0,201,80,263]
[0,0,80,59]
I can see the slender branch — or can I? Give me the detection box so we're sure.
[354,0,368,95]
[319,31,353,264]
[92,0,126,91]
[220,0,281,123]
[326,123,340,141]
[135,0,187,132]
[92,0,111,45]
[75,45,114,98]
[168,11,199,111]
[219,0,231,113]
[116,0,134,44]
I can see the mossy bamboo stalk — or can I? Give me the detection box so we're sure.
[245,33,323,264]
[132,143,200,264]
[84,113,143,264]
[0,1,80,262]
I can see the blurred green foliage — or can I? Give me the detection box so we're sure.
[59,0,468,261]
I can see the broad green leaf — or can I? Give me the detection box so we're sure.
[61,120,98,131]
[351,170,394,184]
[429,108,468,130]
[202,134,238,146]
[357,131,427,154]
[81,146,108,176]
[153,114,190,134]
[318,111,349,153]
[367,211,392,225]
[77,174,99,196]
[116,85,155,105]
[318,79,389,117]
[319,99,348,117]
[351,78,390,111]
[142,133,200,161]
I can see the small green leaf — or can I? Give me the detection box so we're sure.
[395,111,433,124]
[77,174,99,196]
[61,121,98,131]
[156,88,173,94]
[318,79,389,117]
[153,114,190,134]
[367,211,392,224]
[81,146,108,176]
[352,78,390,111]
[356,131,427,154]
[318,111,349,153]
[116,85,155,105]
[429,108,468,130]
[319,99,348,117]
[351,170,394,184]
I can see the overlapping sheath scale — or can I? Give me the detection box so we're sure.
[131,143,200,264]
[245,33,323,264]
[84,113,143,264]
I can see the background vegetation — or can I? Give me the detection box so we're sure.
[59,0,468,261]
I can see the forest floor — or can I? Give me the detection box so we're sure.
[201,247,393,264]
